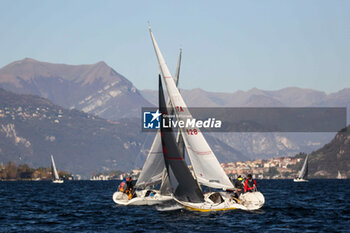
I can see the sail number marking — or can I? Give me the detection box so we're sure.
[186,129,198,135]
[176,106,184,112]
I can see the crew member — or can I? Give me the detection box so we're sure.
[234,175,244,197]
[244,174,257,192]
[119,178,126,192]
[125,177,134,199]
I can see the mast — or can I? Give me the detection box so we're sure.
[175,48,185,158]
[174,48,182,86]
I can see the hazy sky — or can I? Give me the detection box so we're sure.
[0,0,349,93]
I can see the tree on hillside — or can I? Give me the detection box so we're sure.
[17,164,34,179]
[5,162,17,179]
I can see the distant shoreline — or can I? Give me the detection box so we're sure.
[1,178,347,181]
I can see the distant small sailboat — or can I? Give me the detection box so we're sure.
[51,155,64,183]
[294,155,309,182]
[336,171,346,179]
[337,171,342,179]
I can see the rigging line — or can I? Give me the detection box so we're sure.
[134,131,153,169]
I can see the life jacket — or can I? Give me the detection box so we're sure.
[119,181,125,192]
[244,179,257,192]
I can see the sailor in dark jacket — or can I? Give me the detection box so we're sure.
[126,177,134,191]
[234,175,244,197]
[125,177,136,199]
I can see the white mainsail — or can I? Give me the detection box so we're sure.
[337,171,342,179]
[298,155,309,179]
[50,155,60,180]
[135,49,182,188]
[149,28,234,190]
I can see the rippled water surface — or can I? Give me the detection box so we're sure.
[1,180,349,232]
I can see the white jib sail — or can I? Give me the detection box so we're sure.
[50,155,60,180]
[136,49,182,188]
[135,131,164,187]
[149,28,234,190]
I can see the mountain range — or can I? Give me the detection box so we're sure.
[0,87,147,177]
[0,88,246,177]
[141,87,350,116]
[1,58,349,122]
[0,58,349,176]
[142,87,350,160]
[0,58,152,120]
[308,125,350,178]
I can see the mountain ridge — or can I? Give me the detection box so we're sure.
[0,58,152,120]
[141,87,344,108]
[306,125,350,178]
[1,58,349,172]
[0,88,247,176]
[0,87,147,177]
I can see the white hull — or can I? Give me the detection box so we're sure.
[293,178,308,182]
[238,192,265,210]
[113,190,173,206]
[52,179,64,183]
[174,192,265,212]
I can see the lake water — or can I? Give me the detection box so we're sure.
[1,180,349,232]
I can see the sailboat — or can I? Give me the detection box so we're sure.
[336,171,346,179]
[158,77,263,211]
[112,50,183,206]
[50,155,64,183]
[150,27,265,211]
[337,171,342,179]
[294,155,309,182]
